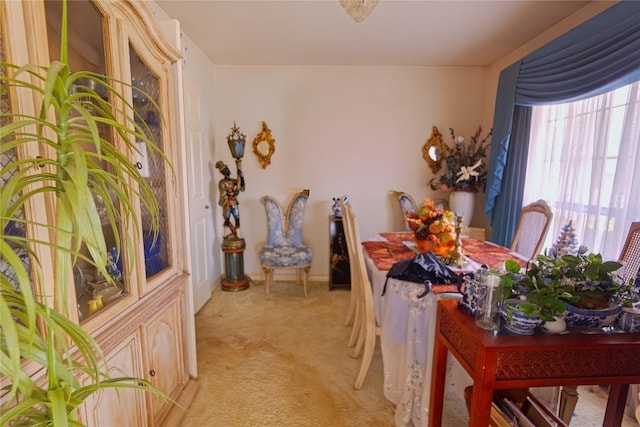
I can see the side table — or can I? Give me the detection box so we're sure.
[429,299,640,427]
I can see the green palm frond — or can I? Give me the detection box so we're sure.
[0,0,173,423]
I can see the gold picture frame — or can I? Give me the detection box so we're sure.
[252,121,276,169]
[422,126,445,174]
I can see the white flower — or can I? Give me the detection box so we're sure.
[457,136,464,143]
[456,159,482,183]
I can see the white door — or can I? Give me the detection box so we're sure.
[184,77,215,312]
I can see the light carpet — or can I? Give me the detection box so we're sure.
[179,280,638,427]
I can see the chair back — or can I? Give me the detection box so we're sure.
[261,189,310,247]
[619,222,640,285]
[340,196,378,390]
[339,197,355,260]
[389,190,417,231]
[510,199,553,259]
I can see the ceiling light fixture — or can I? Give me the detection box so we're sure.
[339,0,378,23]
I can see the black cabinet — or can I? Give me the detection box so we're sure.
[329,216,350,290]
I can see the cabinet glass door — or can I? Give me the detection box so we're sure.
[0,38,32,294]
[129,46,171,280]
[45,0,128,320]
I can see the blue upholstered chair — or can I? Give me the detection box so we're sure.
[259,189,312,300]
[389,190,417,231]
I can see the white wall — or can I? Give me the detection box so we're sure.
[212,65,487,279]
[152,0,610,284]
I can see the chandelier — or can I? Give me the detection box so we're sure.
[339,0,378,23]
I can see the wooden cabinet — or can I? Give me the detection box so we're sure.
[0,1,197,425]
[143,293,186,423]
[79,331,148,427]
[329,216,351,290]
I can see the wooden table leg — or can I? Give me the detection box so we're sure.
[604,384,630,427]
[468,378,494,426]
[429,335,448,426]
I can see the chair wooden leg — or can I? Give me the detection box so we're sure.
[348,301,361,348]
[354,326,376,390]
[342,259,357,327]
[351,296,365,357]
[302,266,310,297]
[343,288,356,326]
[347,277,361,347]
[352,321,365,358]
[263,267,273,300]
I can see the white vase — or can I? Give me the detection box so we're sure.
[541,316,566,334]
[449,191,475,228]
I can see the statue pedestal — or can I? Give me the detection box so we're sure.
[221,237,249,291]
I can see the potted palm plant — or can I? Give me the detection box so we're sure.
[1,1,169,424]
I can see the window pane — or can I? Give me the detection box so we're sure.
[526,82,640,260]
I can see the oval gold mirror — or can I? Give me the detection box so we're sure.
[422,126,445,174]
[252,121,276,169]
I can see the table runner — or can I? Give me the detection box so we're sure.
[379,232,414,242]
[363,237,528,272]
[362,241,460,294]
[460,238,529,269]
[361,241,415,271]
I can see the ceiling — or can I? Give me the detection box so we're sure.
[155,0,592,67]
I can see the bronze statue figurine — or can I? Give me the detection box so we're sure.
[216,159,245,239]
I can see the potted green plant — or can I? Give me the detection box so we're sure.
[1,1,168,424]
[501,251,626,331]
[500,259,567,322]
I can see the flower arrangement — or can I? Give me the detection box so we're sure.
[406,198,456,257]
[429,127,492,193]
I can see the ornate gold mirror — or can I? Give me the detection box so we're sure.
[252,121,276,169]
[422,126,445,174]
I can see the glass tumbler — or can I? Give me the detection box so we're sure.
[475,274,501,332]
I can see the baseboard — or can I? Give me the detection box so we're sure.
[242,273,329,283]
[158,377,199,427]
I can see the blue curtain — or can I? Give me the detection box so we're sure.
[485,1,640,247]
[490,106,531,246]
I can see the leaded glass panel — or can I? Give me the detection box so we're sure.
[129,46,170,279]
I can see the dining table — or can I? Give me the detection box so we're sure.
[363,232,530,427]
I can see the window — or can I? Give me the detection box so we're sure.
[524,81,640,260]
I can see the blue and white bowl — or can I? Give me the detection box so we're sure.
[500,299,542,335]
[616,307,640,333]
[563,302,621,329]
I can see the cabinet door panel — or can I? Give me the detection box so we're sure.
[144,298,185,422]
[79,331,147,427]
[128,43,173,291]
